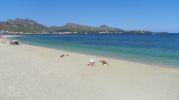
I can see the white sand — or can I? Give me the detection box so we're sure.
[0,40,179,100]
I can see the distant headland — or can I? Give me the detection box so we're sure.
[0,18,168,34]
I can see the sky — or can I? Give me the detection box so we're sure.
[0,0,179,33]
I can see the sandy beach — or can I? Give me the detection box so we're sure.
[0,39,179,100]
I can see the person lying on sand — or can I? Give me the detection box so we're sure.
[60,54,69,58]
[60,54,65,58]
[88,58,95,66]
[100,60,109,65]
[10,40,19,45]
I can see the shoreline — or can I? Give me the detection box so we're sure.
[3,36,179,70]
[0,37,179,100]
[25,43,179,69]
[5,34,179,68]
[20,41,179,69]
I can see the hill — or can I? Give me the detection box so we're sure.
[49,23,123,33]
[0,18,48,33]
[0,18,166,34]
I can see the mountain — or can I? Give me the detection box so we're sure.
[0,18,166,34]
[49,23,123,33]
[0,18,48,33]
[49,23,97,32]
[97,25,123,32]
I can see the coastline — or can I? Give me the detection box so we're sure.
[20,43,179,69]
[5,35,179,69]
[7,34,179,68]
[22,43,179,70]
[0,38,179,100]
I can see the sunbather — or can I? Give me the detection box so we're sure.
[60,54,65,58]
[100,60,109,65]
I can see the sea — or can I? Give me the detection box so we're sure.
[10,33,179,68]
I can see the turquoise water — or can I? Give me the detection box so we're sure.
[12,33,179,68]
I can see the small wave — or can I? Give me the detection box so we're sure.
[2,35,25,38]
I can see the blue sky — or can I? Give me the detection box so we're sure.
[0,0,179,32]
